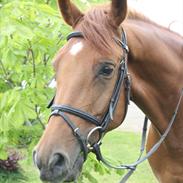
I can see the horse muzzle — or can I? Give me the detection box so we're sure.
[33,150,84,182]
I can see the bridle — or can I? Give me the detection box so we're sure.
[48,28,130,159]
[47,29,183,183]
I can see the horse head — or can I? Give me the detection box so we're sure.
[34,0,130,182]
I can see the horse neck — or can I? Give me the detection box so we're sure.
[124,20,183,149]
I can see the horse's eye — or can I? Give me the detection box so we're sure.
[99,65,114,77]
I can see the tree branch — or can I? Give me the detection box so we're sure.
[27,40,36,78]
[0,59,8,77]
[35,105,45,130]
[0,59,15,88]
[43,53,50,66]
[45,0,50,5]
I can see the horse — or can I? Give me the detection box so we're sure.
[33,0,183,182]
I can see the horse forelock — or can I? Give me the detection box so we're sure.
[75,6,121,56]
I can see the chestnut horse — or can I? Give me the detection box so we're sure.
[33,0,183,182]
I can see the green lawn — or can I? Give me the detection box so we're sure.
[0,131,158,183]
[98,131,158,183]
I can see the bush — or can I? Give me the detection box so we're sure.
[0,0,68,159]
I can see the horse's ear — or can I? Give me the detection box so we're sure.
[109,0,127,27]
[57,0,83,27]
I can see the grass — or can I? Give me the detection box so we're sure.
[0,131,158,183]
[97,131,158,183]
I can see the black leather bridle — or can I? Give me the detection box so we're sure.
[47,29,183,183]
[48,29,130,161]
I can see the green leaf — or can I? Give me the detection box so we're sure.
[0,113,10,132]
[0,149,8,160]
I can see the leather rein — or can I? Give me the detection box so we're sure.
[47,29,183,183]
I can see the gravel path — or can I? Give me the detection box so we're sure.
[117,102,148,132]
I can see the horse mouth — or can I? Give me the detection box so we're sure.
[64,153,84,182]
[40,153,84,183]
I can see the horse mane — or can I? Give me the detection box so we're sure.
[127,9,178,33]
[127,9,151,22]
[76,6,181,55]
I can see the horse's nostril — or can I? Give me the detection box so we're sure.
[55,154,65,167]
[50,153,66,168]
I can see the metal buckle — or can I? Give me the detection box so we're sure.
[73,127,79,135]
[86,126,103,150]
[113,37,129,53]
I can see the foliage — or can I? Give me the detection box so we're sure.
[0,0,121,182]
[0,0,65,159]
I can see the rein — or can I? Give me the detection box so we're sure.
[47,29,183,183]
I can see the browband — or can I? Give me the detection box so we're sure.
[67,31,84,41]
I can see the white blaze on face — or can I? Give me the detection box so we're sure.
[69,41,83,56]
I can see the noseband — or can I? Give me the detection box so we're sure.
[47,29,183,183]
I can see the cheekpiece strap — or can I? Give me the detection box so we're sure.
[121,28,129,53]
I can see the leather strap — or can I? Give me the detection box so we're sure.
[51,105,100,126]
[92,89,183,183]
[67,31,84,41]
[50,110,88,160]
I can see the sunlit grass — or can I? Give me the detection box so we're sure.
[0,131,157,183]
